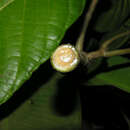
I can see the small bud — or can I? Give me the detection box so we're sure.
[51,44,80,72]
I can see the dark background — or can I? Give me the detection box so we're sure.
[0,0,130,130]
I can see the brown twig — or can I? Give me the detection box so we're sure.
[101,31,130,50]
[76,0,98,52]
[82,31,130,61]
[85,48,130,60]
[104,48,130,57]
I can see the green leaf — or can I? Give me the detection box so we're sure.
[88,56,130,92]
[0,0,86,105]
[95,0,130,32]
[0,71,81,130]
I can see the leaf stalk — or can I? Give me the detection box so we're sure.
[76,0,98,52]
[81,31,130,61]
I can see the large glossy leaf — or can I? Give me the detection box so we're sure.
[88,56,130,92]
[0,0,86,105]
[0,68,81,130]
[95,0,130,32]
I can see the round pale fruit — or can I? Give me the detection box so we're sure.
[51,44,80,72]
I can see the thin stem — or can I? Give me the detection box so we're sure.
[85,50,104,60]
[105,48,130,57]
[0,0,14,11]
[101,31,130,50]
[83,48,130,61]
[76,0,98,52]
